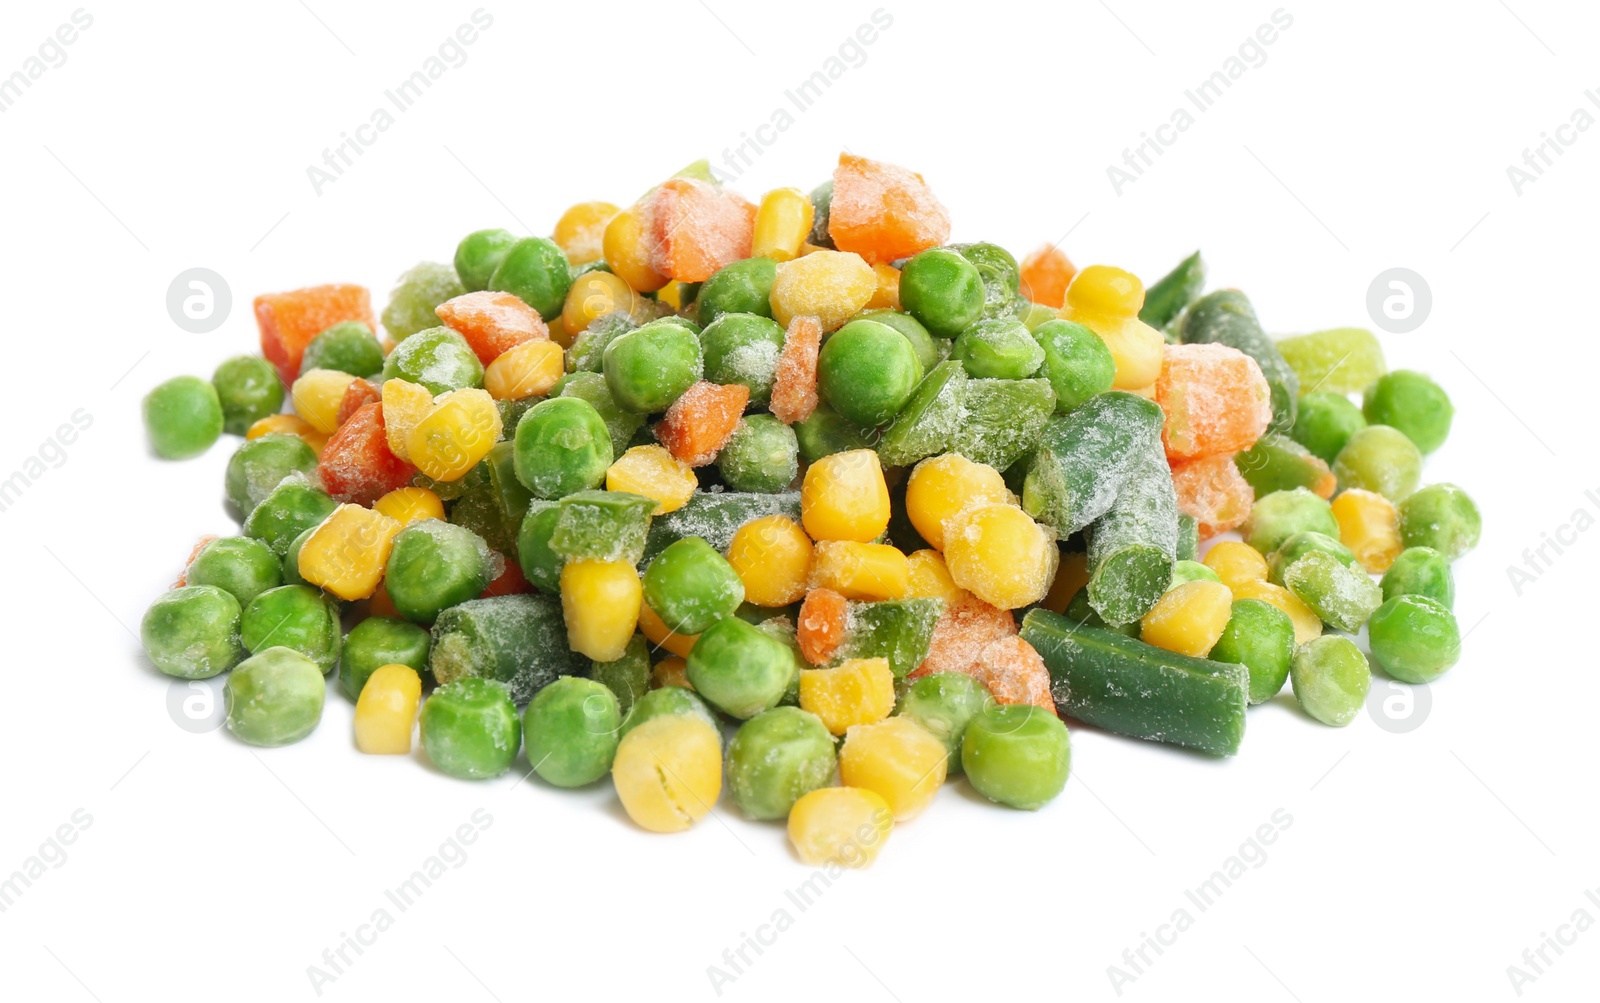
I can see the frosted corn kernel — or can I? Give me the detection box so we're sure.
[770,250,878,330]
[1203,540,1271,590]
[801,448,891,543]
[291,368,359,435]
[652,656,692,690]
[373,486,445,527]
[354,664,422,754]
[484,340,564,401]
[906,549,971,606]
[552,200,619,266]
[603,203,668,293]
[1062,265,1163,390]
[808,541,910,601]
[639,600,698,658]
[727,515,814,607]
[866,262,901,310]
[1234,579,1323,645]
[246,413,328,455]
[1140,580,1234,657]
[381,378,434,462]
[655,281,685,311]
[838,717,948,821]
[1042,550,1090,614]
[606,445,699,515]
[752,187,815,263]
[1331,488,1403,574]
[904,454,1012,551]
[800,657,896,736]
[546,316,572,350]
[561,559,643,662]
[297,503,402,601]
[407,388,502,482]
[788,787,894,868]
[943,504,1059,610]
[612,715,722,833]
[1064,264,1144,316]
[562,270,640,336]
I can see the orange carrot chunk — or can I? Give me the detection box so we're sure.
[255,284,376,384]
[656,381,749,467]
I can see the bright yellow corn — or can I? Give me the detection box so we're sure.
[800,657,896,736]
[770,250,877,330]
[1331,488,1402,574]
[381,378,434,463]
[906,549,971,606]
[245,413,328,455]
[1140,580,1234,657]
[560,559,643,662]
[801,448,890,543]
[808,541,910,601]
[290,368,358,435]
[372,486,445,527]
[655,281,685,311]
[788,787,894,867]
[1203,540,1271,590]
[606,445,699,515]
[1041,550,1090,614]
[552,200,619,266]
[942,503,1059,610]
[562,269,641,336]
[603,202,668,293]
[752,187,815,262]
[727,515,814,607]
[407,388,502,482]
[612,715,722,833]
[639,601,699,658]
[903,454,1012,551]
[865,262,901,310]
[353,663,422,754]
[1234,579,1323,645]
[1061,265,1163,391]
[484,340,564,401]
[297,503,402,600]
[837,717,947,821]
[652,656,692,690]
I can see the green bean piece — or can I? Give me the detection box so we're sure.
[640,491,800,566]
[951,377,1056,472]
[876,361,966,469]
[1235,433,1335,498]
[430,594,581,704]
[1023,391,1166,538]
[550,490,656,564]
[1085,443,1178,626]
[1139,250,1205,331]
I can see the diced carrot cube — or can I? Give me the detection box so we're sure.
[827,153,951,264]
[1019,244,1076,308]
[255,284,376,384]
[656,381,749,467]
[975,636,1057,715]
[317,403,417,506]
[1156,344,1273,461]
[798,588,848,666]
[435,290,549,366]
[172,535,220,588]
[480,557,533,598]
[770,315,822,425]
[1170,453,1254,539]
[909,595,1017,679]
[647,178,757,283]
[335,378,381,427]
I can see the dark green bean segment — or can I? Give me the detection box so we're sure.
[1023,391,1165,538]
[876,361,966,469]
[430,594,580,704]
[1367,595,1460,684]
[1235,433,1334,498]
[962,704,1071,810]
[1290,635,1370,727]
[420,678,522,780]
[522,677,623,788]
[1084,442,1177,626]
[142,585,245,679]
[225,646,327,747]
[726,707,836,820]
[1139,251,1205,331]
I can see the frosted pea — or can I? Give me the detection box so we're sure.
[184,536,282,606]
[522,677,623,788]
[1397,483,1481,560]
[419,678,521,779]
[382,262,467,341]
[144,376,224,459]
[141,585,246,679]
[1290,635,1370,727]
[1333,425,1421,502]
[1368,595,1460,684]
[240,584,342,673]
[699,313,786,404]
[225,646,327,746]
[725,706,836,820]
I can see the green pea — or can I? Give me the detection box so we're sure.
[298,321,384,378]
[855,308,940,373]
[281,526,314,587]
[643,537,745,635]
[381,326,483,395]
[1170,560,1222,588]
[1363,370,1453,454]
[1333,425,1422,502]
[382,262,466,342]
[793,402,876,462]
[725,707,836,820]
[896,672,995,774]
[420,678,521,780]
[495,397,536,439]
[699,313,785,403]
[817,318,923,427]
[1244,488,1339,555]
[225,434,319,515]
[144,375,223,459]
[717,415,799,493]
[224,647,327,747]
[212,356,285,435]
[185,536,282,606]
[1289,392,1366,465]
[1281,550,1382,633]
[698,257,778,324]
[685,615,793,719]
[516,502,564,593]
[141,585,245,679]
[1031,319,1116,413]
[950,318,1045,379]
[1268,530,1359,585]
[602,319,703,414]
[242,477,338,556]
[899,247,985,337]
[385,520,493,624]
[568,310,637,374]
[1397,483,1480,560]
[590,635,651,716]
[341,616,432,700]
[1368,595,1460,684]
[556,370,645,458]
[961,703,1071,810]
[455,228,519,292]
[1381,546,1455,609]
[619,685,719,738]
[954,241,1021,294]
[1209,599,1295,704]
[240,584,342,673]
[513,396,613,499]
[809,180,835,249]
[522,676,623,788]
[488,237,572,321]
[1290,635,1371,727]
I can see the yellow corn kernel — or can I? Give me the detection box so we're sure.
[562,269,641,337]
[546,316,572,350]
[800,657,896,736]
[1042,550,1090,614]
[606,445,699,515]
[838,717,948,821]
[752,187,815,262]
[639,601,699,658]
[484,341,564,401]
[1203,539,1271,590]
[297,503,402,600]
[381,378,434,462]
[906,549,971,606]
[943,504,1059,610]
[290,368,358,435]
[353,663,422,754]
[770,250,877,330]
[245,413,328,456]
[865,262,901,310]
[808,541,910,601]
[903,454,1012,551]
[603,202,668,293]
[372,486,445,527]
[1140,580,1235,657]
[655,281,685,311]
[1331,488,1402,574]
[1064,264,1144,316]
[560,559,643,662]
[652,656,692,690]
[1061,265,1163,390]
[552,200,619,266]
[1234,580,1323,645]
[406,388,502,482]
[612,715,722,833]
[801,448,890,543]
[787,786,894,868]
[727,515,814,607]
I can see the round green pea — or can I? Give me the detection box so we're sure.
[516,502,563,593]
[488,236,572,321]
[1397,483,1480,560]
[897,672,995,774]
[699,313,785,403]
[340,616,432,700]
[556,370,644,458]
[619,685,720,738]
[298,321,384,378]
[455,228,519,292]
[899,247,985,337]
[1268,530,1359,585]
[590,635,651,716]
[384,520,493,624]
[420,678,521,780]
[698,257,778,324]
[225,433,320,514]
[1364,370,1453,454]
[809,180,835,249]
[1209,599,1295,704]
[643,537,745,636]
[1381,546,1455,609]
[793,402,875,462]
[1368,595,1460,684]
[185,536,282,606]
[381,326,483,395]
[225,646,326,747]
[726,706,836,820]
[1333,425,1422,502]
[1170,560,1223,588]
[240,584,342,673]
[817,318,923,427]
[1031,319,1115,413]
[522,676,623,788]
[954,242,1021,294]
[144,375,224,459]
[856,308,941,373]
[141,585,246,679]
[513,396,613,499]
[685,616,793,719]
[381,262,466,342]
[242,478,337,556]
[602,320,704,414]
[281,525,314,586]
[212,356,285,435]
[1244,488,1339,555]
[1290,392,1367,465]
[717,415,799,493]
[951,318,1045,379]
[961,703,1071,810]
[1290,635,1371,727]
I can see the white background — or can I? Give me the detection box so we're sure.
[1,1,1597,1001]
